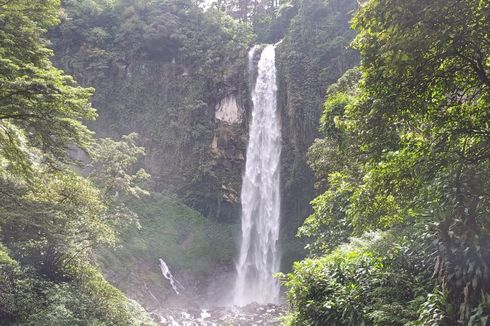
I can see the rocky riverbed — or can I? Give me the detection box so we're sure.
[153,303,287,325]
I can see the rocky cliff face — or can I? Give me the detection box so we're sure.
[52,0,358,265]
[84,57,250,224]
[52,1,253,224]
[276,0,359,266]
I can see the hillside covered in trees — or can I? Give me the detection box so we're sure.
[0,0,489,325]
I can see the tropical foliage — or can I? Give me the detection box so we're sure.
[0,0,154,323]
[286,0,490,324]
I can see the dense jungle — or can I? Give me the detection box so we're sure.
[0,0,489,325]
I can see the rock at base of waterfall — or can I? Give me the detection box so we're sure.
[154,303,287,325]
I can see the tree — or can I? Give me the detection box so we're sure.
[351,1,490,322]
[0,0,97,177]
[0,1,154,323]
[87,133,151,225]
[0,134,150,281]
[290,0,490,324]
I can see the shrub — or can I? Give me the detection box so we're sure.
[283,232,433,326]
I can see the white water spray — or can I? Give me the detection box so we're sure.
[234,44,281,306]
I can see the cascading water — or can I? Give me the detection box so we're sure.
[233,44,281,306]
[159,258,184,295]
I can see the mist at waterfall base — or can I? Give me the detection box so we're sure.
[233,44,282,306]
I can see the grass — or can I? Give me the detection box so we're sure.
[96,192,235,305]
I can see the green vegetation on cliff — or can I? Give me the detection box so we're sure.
[276,0,359,269]
[50,0,364,274]
[97,193,234,308]
[52,0,254,223]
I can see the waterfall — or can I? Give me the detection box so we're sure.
[234,44,281,306]
[159,258,184,295]
[248,45,259,87]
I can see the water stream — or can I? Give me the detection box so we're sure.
[159,258,184,295]
[234,44,282,306]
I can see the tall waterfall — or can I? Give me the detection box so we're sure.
[234,44,281,306]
